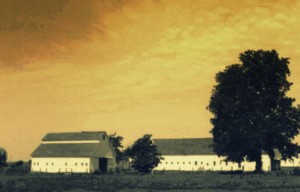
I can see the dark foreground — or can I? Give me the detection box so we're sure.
[1,171,300,192]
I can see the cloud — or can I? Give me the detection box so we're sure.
[0,0,129,68]
[2,0,300,160]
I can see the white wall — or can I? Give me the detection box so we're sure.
[90,158,99,173]
[31,157,91,173]
[155,155,271,172]
[281,157,300,168]
[31,157,117,173]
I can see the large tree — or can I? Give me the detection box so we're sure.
[208,50,300,172]
[125,134,162,174]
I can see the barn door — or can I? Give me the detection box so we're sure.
[99,158,108,173]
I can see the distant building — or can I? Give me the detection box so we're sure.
[154,138,300,172]
[31,131,117,173]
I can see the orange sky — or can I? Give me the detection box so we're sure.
[0,0,300,161]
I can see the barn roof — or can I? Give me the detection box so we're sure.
[32,131,115,158]
[42,131,106,141]
[153,138,215,155]
[32,142,114,158]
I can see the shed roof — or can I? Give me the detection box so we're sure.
[42,131,106,141]
[153,138,215,155]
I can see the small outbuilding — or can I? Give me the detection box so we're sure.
[31,131,117,173]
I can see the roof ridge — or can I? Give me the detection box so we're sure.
[42,131,107,142]
[45,131,106,134]
[154,137,212,140]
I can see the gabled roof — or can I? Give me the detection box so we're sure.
[32,131,115,158]
[32,143,99,157]
[31,142,114,158]
[154,138,214,155]
[42,131,106,141]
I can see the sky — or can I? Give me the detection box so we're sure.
[0,0,300,161]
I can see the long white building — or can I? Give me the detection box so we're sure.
[154,138,300,172]
[31,131,117,173]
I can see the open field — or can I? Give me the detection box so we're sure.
[1,170,300,192]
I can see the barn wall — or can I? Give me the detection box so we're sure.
[155,155,271,172]
[31,157,91,173]
[281,157,300,168]
[90,158,99,173]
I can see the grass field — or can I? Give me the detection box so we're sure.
[1,170,300,192]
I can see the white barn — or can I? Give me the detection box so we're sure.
[31,131,117,173]
[154,138,300,172]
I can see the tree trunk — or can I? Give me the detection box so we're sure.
[270,157,275,171]
[255,155,263,173]
[271,159,281,171]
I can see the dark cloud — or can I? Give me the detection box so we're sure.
[0,0,68,31]
[0,0,128,68]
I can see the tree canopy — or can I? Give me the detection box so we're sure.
[0,147,7,167]
[125,134,162,174]
[208,50,300,172]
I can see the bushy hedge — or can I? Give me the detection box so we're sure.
[293,168,300,176]
[4,165,30,175]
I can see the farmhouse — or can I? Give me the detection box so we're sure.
[154,138,300,172]
[31,131,117,173]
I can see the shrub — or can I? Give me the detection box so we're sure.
[293,168,300,176]
[0,148,7,167]
[4,166,30,175]
[10,161,24,168]
[275,170,288,177]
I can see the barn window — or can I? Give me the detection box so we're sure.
[189,162,191,165]
[195,161,198,165]
[75,163,77,166]
[52,163,54,166]
[103,135,106,140]
[177,162,179,164]
[82,163,84,166]
[206,163,209,166]
[85,163,88,166]
[226,162,228,166]
[238,163,241,168]
[213,161,216,166]
[183,162,185,164]
[166,162,168,164]
[65,163,67,166]
[37,163,39,166]
[201,162,203,165]
[46,163,48,166]
[171,162,173,164]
